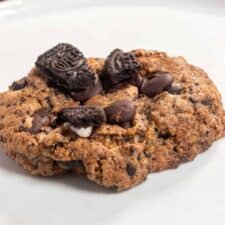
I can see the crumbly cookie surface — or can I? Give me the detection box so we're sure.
[0,49,224,190]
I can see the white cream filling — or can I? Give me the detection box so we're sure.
[70,126,93,138]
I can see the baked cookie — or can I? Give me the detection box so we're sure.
[0,43,224,191]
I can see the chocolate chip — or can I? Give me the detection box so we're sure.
[58,106,106,128]
[9,77,27,90]
[189,97,197,103]
[173,147,178,153]
[71,74,103,101]
[130,146,136,155]
[102,49,140,88]
[140,71,173,97]
[36,43,97,96]
[158,132,171,139]
[104,100,136,125]
[57,160,84,170]
[105,74,142,93]
[110,185,119,191]
[201,98,212,106]
[167,85,182,95]
[30,111,50,133]
[124,136,132,142]
[121,121,132,129]
[0,135,6,143]
[126,163,136,177]
[135,75,143,87]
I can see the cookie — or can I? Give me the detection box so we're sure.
[0,44,224,191]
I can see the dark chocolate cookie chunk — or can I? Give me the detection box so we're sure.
[104,100,136,125]
[9,77,27,90]
[140,71,173,97]
[57,106,106,128]
[57,160,84,170]
[35,43,96,93]
[167,85,182,95]
[126,163,136,177]
[102,49,140,88]
[71,74,103,101]
[30,111,51,134]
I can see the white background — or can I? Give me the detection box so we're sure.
[0,0,225,21]
[0,1,225,225]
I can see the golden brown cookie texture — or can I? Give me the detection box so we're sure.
[0,49,224,191]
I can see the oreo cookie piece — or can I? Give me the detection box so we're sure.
[167,85,182,95]
[35,43,98,98]
[57,106,106,137]
[102,49,140,89]
[71,74,103,101]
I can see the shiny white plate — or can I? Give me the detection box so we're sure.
[0,2,225,225]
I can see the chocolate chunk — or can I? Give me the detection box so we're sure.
[106,75,142,93]
[130,146,136,155]
[158,132,171,139]
[104,100,136,125]
[58,106,106,128]
[9,77,27,90]
[173,147,178,153]
[140,71,173,97]
[0,135,6,143]
[30,111,50,133]
[126,163,136,177]
[57,160,84,170]
[71,74,103,101]
[201,98,212,106]
[135,74,143,87]
[36,43,96,93]
[121,121,132,129]
[102,49,140,88]
[110,185,119,191]
[167,85,182,95]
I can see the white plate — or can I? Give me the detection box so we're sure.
[0,2,225,225]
